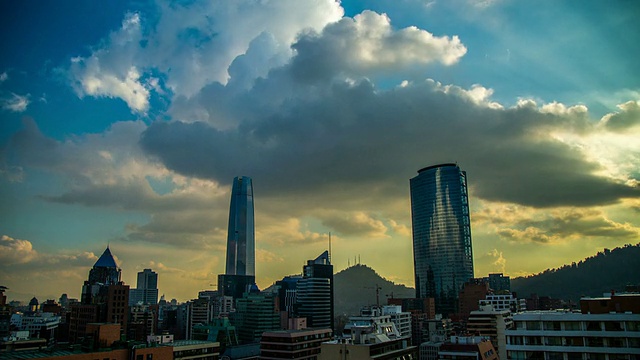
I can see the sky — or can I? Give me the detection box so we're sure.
[1,0,639,303]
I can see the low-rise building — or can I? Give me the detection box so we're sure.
[260,328,332,359]
[421,336,498,360]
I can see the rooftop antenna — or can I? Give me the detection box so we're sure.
[328,232,332,264]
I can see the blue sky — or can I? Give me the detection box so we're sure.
[1,0,639,302]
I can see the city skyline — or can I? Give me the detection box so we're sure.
[1,1,639,302]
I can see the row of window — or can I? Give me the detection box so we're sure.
[508,335,640,348]
[515,321,640,332]
[509,350,636,360]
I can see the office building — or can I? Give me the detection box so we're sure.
[297,251,333,329]
[185,297,215,340]
[486,273,511,293]
[225,176,255,276]
[130,269,159,306]
[231,289,280,344]
[69,247,129,342]
[219,176,257,301]
[410,163,474,315]
[128,304,158,341]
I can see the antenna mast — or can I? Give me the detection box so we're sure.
[328,232,332,264]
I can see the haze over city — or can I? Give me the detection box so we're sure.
[1,0,639,303]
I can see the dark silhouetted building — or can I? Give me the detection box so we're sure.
[457,279,490,323]
[486,273,510,293]
[410,163,474,315]
[69,247,129,342]
[298,251,334,330]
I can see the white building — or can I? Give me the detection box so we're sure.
[506,310,640,360]
[10,312,60,342]
[344,306,403,340]
[480,293,526,313]
[322,309,417,360]
[383,305,413,340]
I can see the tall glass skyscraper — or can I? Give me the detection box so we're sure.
[410,163,474,315]
[225,176,255,276]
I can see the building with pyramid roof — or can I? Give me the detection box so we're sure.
[70,246,129,343]
[86,246,121,288]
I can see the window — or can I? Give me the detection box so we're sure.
[545,337,562,346]
[608,338,625,347]
[604,321,623,331]
[526,321,541,330]
[626,322,640,331]
[565,337,584,347]
[548,352,563,360]
[564,322,581,331]
[586,337,604,347]
[526,336,543,345]
[586,322,601,331]
[566,353,582,360]
[587,353,605,360]
[544,322,562,331]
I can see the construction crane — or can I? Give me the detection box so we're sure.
[364,284,383,307]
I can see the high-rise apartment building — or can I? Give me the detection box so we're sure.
[225,176,255,276]
[410,163,474,316]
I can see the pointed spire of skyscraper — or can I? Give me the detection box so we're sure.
[94,246,118,268]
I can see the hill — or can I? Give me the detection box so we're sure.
[333,264,415,316]
[511,243,640,302]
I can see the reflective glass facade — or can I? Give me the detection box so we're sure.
[225,176,255,276]
[410,164,474,315]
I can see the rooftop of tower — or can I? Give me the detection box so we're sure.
[94,246,118,268]
[417,163,458,173]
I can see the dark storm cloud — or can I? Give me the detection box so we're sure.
[141,76,639,209]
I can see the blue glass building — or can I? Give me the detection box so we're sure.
[410,163,474,315]
[225,176,255,276]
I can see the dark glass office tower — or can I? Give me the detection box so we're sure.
[298,251,333,329]
[219,176,256,300]
[225,176,255,276]
[410,163,474,316]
